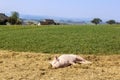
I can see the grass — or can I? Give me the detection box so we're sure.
[0,25,120,54]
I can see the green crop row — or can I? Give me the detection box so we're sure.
[0,25,120,54]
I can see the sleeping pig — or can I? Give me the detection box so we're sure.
[49,54,92,68]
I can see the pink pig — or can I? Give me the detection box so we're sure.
[49,54,92,68]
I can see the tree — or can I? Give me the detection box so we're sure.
[8,11,22,25]
[11,11,19,19]
[8,17,17,25]
[91,18,102,25]
[16,19,22,25]
[106,20,116,25]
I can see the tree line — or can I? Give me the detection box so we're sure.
[0,11,22,25]
[91,18,117,25]
[0,11,118,25]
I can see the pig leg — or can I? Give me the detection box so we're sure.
[76,60,91,64]
[69,61,76,65]
[76,57,92,64]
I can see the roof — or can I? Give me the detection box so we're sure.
[0,13,8,21]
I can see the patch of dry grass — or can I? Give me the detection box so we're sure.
[0,50,120,80]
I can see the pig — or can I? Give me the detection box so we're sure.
[49,54,92,68]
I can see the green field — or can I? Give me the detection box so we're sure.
[0,25,120,54]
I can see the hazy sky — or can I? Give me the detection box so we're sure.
[0,0,120,21]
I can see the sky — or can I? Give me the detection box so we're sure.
[0,0,120,21]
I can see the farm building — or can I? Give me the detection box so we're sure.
[0,13,9,25]
[38,19,59,25]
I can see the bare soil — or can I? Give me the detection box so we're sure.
[0,50,120,80]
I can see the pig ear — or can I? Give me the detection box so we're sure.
[54,56,59,61]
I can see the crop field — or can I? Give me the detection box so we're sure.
[0,25,120,54]
[0,25,120,80]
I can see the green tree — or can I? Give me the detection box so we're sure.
[106,20,116,25]
[8,11,22,25]
[11,11,19,19]
[8,17,17,25]
[91,18,102,25]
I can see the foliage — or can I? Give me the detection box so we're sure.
[0,25,120,54]
[106,20,116,25]
[8,11,22,25]
[11,11,19,19]
[8,17,16,25]
[91,18,102,25]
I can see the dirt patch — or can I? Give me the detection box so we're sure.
[0,50,120,80]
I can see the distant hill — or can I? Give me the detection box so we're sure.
[20,14,49,20]
[20,14,91,24]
